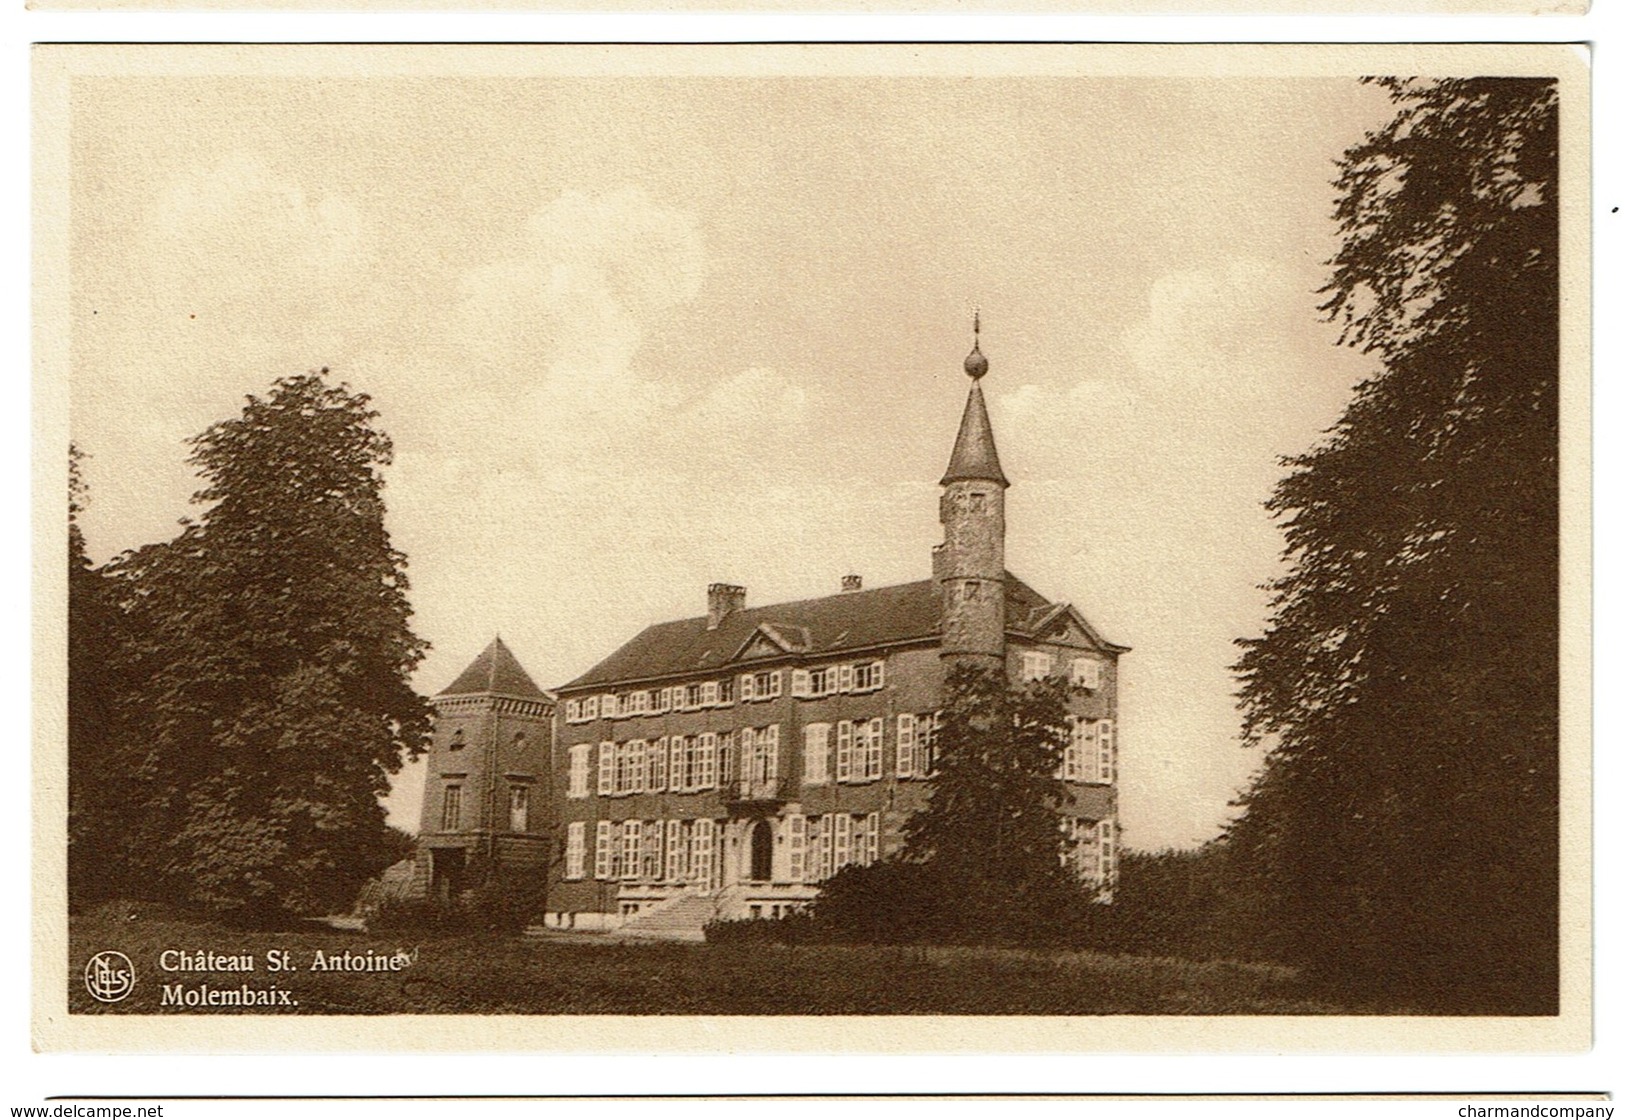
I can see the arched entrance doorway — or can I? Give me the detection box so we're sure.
[747,820,774,883]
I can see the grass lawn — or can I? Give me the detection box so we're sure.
[69,905,1351,1015]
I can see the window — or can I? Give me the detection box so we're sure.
[853,660,884,692]
[701,680,720,707]
[845,719,882,781]
[862,811,881,864]
[597,742,614,795]
[448,729,465,752]
[1100,819,1118,887]
[583,696,599,721]
[1071,658,1102,690]
[642,820,664,880]
[896,713,916,778]
[808,665,836,696]
[716,678,735,705]
[568,744,591,798]
[509,785,529,832]
[649,737,669,792]
[718,730,736,785]
[918,712,940,776]
[833,812,852,871]
[739,673,754,702]
[791,669,811,698]
[748,670,781,700]
[652,688,670,715]
[837,664,854,693]
[804,724,830,784]
[1021,650,1055,681]
[669,735,690,792]
[565,699,580,723]
[628,691,649,716]
[594,820,614,880]
[612,742,630,795]
[1098,719,1116,784]
[440,785,462,831]
[685,682,703,710]
[603,694,621,720]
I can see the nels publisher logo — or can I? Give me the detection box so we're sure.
[84,950,135,1003]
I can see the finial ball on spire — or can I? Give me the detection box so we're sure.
[964,311,988,379]
[964,347,989,379]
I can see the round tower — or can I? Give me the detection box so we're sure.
[936,315,1009,671]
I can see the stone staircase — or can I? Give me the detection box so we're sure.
[611,889,723,942]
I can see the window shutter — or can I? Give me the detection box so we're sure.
[665,820,682,882]
[566,821,586,879]
[597,742,614,795]
[764,725,780,781]
[834,813,852,870]
[896,713,915,778]
[792,669,810,698]
[702,681,719,707]
[621,820,640,880]
[836,721,853,782]
[594,820,613,879]
[1099,719,1116,784]
[740,674,754,702]
[867,718,884,779]
[570,744,590,798]
[719,732,736,785]
[819,818,835,880]
[584,696,599,720]
[838,664,854,693]
[787,814,807,882]
[693,819,715,890]
[866,811,881,864]
[628,740,646,793]
[768,670,782,698]
[699,732,717,789]
[803,725,826,784]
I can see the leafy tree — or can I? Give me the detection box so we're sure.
[813,662,1085,945]
[1231,79,1559,1011]
[102,372,431,921]
[67,445,141,906]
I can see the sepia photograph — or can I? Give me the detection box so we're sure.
[33,43,1589,1051]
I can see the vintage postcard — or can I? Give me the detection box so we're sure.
[33,43,1591,1052]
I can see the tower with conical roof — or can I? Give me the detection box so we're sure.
[935,315,1009,672]
[414,636,555,902]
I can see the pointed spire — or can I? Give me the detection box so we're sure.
[941,318,1007,487]
[438,635,546,699]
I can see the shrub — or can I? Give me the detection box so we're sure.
[702,912,819,946]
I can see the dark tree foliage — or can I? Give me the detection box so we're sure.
[68,445,139,907]
[97,373,432,921]
[1231,79,1558,1012]
[814,663,1084,946]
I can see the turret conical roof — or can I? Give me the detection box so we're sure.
[438,636,547,699]
[940,381,1009,487]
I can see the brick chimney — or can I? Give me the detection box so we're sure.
[707,583,746,630]
[842,574,863,593]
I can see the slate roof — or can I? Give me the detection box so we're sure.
[439,636,550,699]
[561,573,1123,692]
[941,382,1008,488]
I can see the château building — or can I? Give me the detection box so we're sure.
[534,325,1128,932]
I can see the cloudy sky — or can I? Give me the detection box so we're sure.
[67,55,1394,850]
